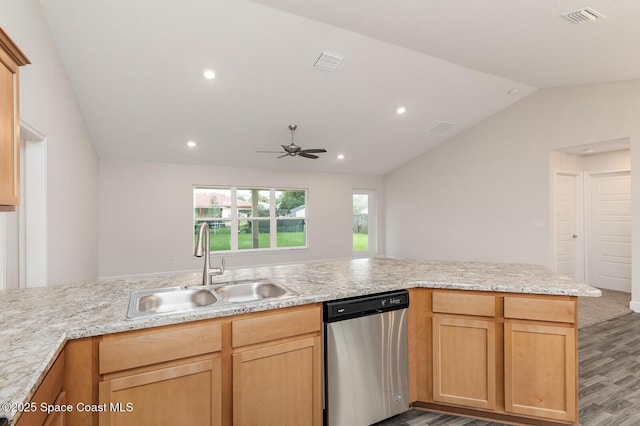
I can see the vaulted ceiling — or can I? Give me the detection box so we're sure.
[39,0,640,175]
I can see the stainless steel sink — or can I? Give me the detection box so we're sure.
[212,279,297,303]
[127,286,218,318]
[126,279,297,319]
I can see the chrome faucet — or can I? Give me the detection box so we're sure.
[194,222,225,285]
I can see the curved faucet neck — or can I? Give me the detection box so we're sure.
[195,222,224,285]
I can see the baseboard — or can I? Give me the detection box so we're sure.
[629,300,640,313]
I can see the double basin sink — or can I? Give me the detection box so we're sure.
[127,278,297,319]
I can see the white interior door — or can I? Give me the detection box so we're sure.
[555,173,582,280]
[588,171,631,292]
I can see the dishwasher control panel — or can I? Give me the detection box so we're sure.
[323,290,409,323]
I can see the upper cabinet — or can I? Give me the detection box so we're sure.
[0,27,30,211]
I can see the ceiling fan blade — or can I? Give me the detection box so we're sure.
[256,150,285,153]
[277,153,290,158]
[298,152,319,159]
[300,148,327,154]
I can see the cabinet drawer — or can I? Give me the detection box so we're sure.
[504,296,575,323]
[100,321,221,374]
[432,291,496,317]
[232,305,321,348]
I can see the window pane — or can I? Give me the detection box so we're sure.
[353,194,368,251]
[276,190,306,217]
[194,219,231,251]
[237,189,270,218]
[277,219,306,248]
[194,188,231,219]
[238,219,270,249]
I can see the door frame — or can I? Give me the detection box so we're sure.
[20,120,47,288]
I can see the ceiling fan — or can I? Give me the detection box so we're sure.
[257,124,327,159]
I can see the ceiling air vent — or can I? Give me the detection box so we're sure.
[313,51,344,72]
[562,7,605,24]
[429,122,457,134]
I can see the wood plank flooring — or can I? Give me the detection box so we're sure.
[377,313,640,426]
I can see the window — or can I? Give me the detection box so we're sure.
[353,189,376,257]
[194,187,307,252]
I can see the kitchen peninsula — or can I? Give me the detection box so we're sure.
[0,258,600,425]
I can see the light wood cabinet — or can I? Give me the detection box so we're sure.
[16,351,66,426]
[93,304,322,426]
[42,392,66,426]
[0,28,29,210]
[431,292,498,410]
[231,305,322,426]
[504,297,577,422]
[432,316,496,410]
[233,336,321,426]
[99,357,221,426]
[409,289,579,426]
[98,321,223,426]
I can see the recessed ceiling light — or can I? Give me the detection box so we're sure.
[582,148,594,154]
[337,154,345,160]
[187,140,197,148]
[396,106,406,114]
[508,88,521,96]
[203,70,216,80]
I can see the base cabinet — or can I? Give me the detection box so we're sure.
[231,305,323,426]
[99,357,221,426]
[16,351,66,426]
[504,322,576,422]
[42,392,66,426]
[410,289,579,425]
[432,316,496,410]
[233,337,321,426]
[93,304,322,426]
[98,321,223,426]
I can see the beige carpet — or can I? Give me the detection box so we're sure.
[578,288,632,329]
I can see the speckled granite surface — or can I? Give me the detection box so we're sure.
[0,258,599,423]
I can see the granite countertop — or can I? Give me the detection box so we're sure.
[0,258,600,423]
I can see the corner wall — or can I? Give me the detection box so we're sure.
[384,80,640,308]
[1,0,99,285]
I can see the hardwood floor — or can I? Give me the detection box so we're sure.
[377,313,640,426]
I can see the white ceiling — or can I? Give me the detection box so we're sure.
[38,0,639,175]
[253,0,640,88]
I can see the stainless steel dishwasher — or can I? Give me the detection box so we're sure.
[324,290,409,426]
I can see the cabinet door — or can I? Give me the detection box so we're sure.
[99,357,221,426]
[432,316,496,410]
[43,391,67,426]
[504,323,576,422]
[233,336,321,426]
[0,29,27,208]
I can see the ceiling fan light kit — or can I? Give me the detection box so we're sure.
[257,124,327,160]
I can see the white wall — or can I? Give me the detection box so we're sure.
[99,159,384,277]
[384,80,640,308]
[1,0,99,285]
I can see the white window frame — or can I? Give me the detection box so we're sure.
[352,189,377,258]
[194,186,308,253]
